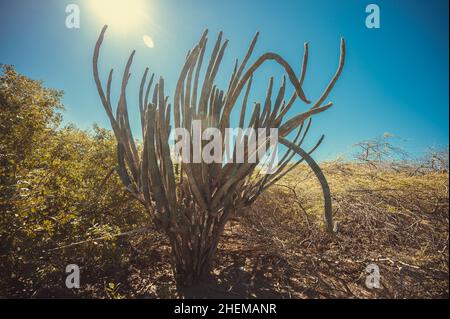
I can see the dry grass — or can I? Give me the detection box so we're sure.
[233,162,449,298]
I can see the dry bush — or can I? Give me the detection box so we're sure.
[239,161,449,298]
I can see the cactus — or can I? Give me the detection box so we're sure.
[93,25,345,285]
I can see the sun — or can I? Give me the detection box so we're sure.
[89,0,149,33]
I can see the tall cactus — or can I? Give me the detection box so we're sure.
[93,25,345,285]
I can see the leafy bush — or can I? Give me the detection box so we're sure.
[0,66,148,297]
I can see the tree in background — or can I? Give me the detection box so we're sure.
[1,64,63,255]
[0,66,146,297]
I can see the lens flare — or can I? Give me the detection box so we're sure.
[143,34,155,48]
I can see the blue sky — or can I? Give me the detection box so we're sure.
[0,0,448,160]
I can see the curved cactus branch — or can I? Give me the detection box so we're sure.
[278,137,334,233]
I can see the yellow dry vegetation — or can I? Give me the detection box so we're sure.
[237,161,449,298]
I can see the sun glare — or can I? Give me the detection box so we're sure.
[89,0,149,33]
